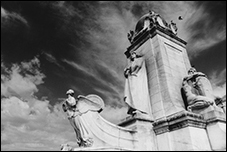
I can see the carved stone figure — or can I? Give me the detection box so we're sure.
[170,20,178,35]
[148,10,159,24]
[182,67,215,111]
[127,30,135,44]
[62,89,104,147]
[142,16,151,31]
[124,52,152,119]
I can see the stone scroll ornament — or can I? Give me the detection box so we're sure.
[62,94,104,148]
[182,67,215,112]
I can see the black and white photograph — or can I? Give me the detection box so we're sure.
[1,1,226,151]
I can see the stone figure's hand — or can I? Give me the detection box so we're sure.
[124,68,130,78]
[62,101,68,112]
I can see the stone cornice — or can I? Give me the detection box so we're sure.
[153,110,207,135]
[118,115,154,127]
[125,25,187,58]
[203,109,226,124]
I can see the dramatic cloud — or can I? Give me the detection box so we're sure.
[43,52,64,69]
[1,6,28,25]
[185,2,226,58]
[1,57,45,99]
[63,58,125,107]
[1,96,77,151]
[1,58,76,151]
[209,68,226,98]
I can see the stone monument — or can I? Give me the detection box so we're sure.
[61,10,226,151]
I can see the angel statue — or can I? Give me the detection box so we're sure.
[62,89,104,148]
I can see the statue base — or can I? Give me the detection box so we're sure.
[118,114,157,151]
[153,110,212,151]
[200,106,226,151]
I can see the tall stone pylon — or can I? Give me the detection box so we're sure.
[123,11,225,151]
[125,11,190,120]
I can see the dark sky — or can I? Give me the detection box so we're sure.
[1,1,226,150]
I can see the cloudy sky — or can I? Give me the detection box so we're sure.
[1,1,226,151]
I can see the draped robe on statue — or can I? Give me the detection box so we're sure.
[62,95,105,147]
[124,56,152,117]
[194,72,215,100]
[182,71,215,111]
[63,98,92,147]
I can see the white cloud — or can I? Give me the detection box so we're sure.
[43,52,65,69]
[53,1,83,19]
[1,96,77,151]
[183,3,226,58]
[1,57,45,99]
[209,68,226,98]
[212,83,226,98]
[62,59,95,79]
[1,6,28,26]
[1,58,77,150]
[62,59,123,96]
[1,7,7,18]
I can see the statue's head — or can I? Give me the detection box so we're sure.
[188,67,196,75]
[130,52,137,60]
[66,89,74,96]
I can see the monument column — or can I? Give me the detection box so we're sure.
[125,12,190,120]
[123,11,225,151]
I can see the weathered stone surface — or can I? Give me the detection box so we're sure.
[206,121,226,151]
[153,110,211,151]
[118,115,157,151]
[200,106,226,151]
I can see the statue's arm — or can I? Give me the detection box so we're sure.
[124,67,131,78]
[131,57,144,74]
[62,101,68,112]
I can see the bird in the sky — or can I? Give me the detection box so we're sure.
[178,16,183,20]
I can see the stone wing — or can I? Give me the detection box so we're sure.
[77,94,105,114]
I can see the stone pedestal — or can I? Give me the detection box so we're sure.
[200,106,226,151]
[118,114,157,151]
[153,110,212,151]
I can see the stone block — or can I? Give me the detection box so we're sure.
[156,132,172,151]
[197,106,226,151]
[170,126,211,151]
[153,109,165,120]
[152,101,164,113]
[153,111,211,151]
[156,58,164,67]
[149,83,161,96]
[206,121,226,151]
[150,92,162,104]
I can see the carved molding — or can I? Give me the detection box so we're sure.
[203,110,226,124]
[125,26,187,58]
[153,110,206,135]
[118,115,154,127]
